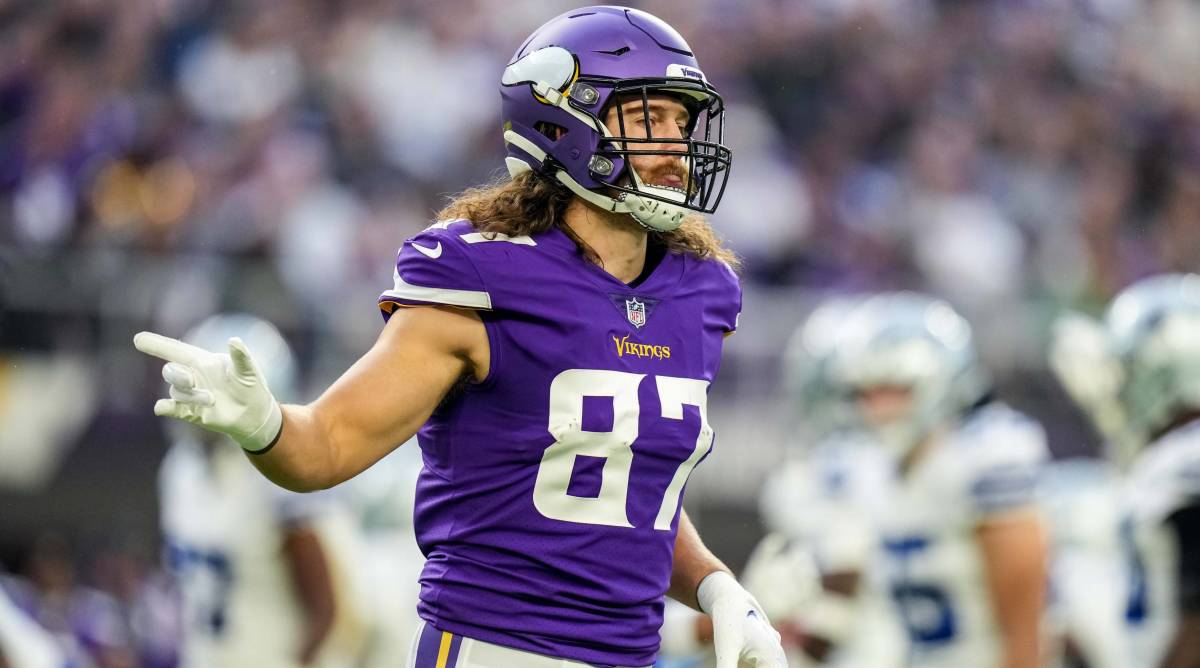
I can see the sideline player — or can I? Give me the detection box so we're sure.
[159,314,371,668]
[135,6,785,667]
[829,293,1049,668]
[1051,273,1200,668]
[751,296,905,668]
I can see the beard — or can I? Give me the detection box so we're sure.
[626,157,697,200]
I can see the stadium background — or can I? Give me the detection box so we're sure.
[1,0,1199,663]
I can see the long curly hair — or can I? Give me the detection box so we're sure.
[436,172,740,270]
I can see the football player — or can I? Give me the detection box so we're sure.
[134,6,785,668]
[1050,273,1200,668]
[753,296,905,668]
[159,313,371,668]
[829,293,1050,668]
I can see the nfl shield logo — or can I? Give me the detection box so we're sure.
[625,298,647,328]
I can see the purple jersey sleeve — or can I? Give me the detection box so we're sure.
[378,221,492,319]
[716,260,741,333]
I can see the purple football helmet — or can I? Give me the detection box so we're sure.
[501,6,732,232]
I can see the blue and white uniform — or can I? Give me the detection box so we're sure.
[875,403,1048,668]
[160,440,372,668]
[757,435,905,668]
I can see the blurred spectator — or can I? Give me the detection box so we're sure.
[8,534,137,668]
[89,541,180,668]
[0,572,69,668]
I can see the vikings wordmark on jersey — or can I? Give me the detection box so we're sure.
[377,220,741,666]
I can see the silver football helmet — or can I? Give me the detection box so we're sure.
[830,292,989,458]
[1051,273,1200,466]
[781,295,865,444]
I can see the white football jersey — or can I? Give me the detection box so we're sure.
[159,440,370,668]
[875,403,1048,668]
[759,435,905,668]
[1121,420,1200,667]
[760,435,892,573]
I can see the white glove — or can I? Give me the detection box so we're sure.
[698,570,788,668]
[134,331,282,453]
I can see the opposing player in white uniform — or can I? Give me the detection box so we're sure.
[749,296,904,668]
[159,314,370,668]
[830,293,1049,668]
[1051,273,1200,668]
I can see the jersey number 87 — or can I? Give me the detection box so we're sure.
[533,369,712,530]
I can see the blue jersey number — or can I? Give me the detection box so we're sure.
[884,536,958,646]
[167,540,234,636]
[891,583,958,644]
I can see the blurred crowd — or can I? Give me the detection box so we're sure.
[2,0,1199,368]
[3,0,1200,665]
[1,534,177,667]
[4,0,1200,344]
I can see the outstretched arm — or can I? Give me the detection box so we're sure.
[136,304,488,491]
[251,305,485,490]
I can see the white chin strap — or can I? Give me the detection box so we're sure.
[558,172,690,232]
[503,130,691,233]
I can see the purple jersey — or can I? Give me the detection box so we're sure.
[377,219,740,666]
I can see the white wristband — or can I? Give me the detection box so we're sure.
[238,400,283,454]
[696,570,740,615]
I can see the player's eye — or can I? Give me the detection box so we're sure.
[621,108,650,131]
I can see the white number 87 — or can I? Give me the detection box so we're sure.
[532,369,713,530]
